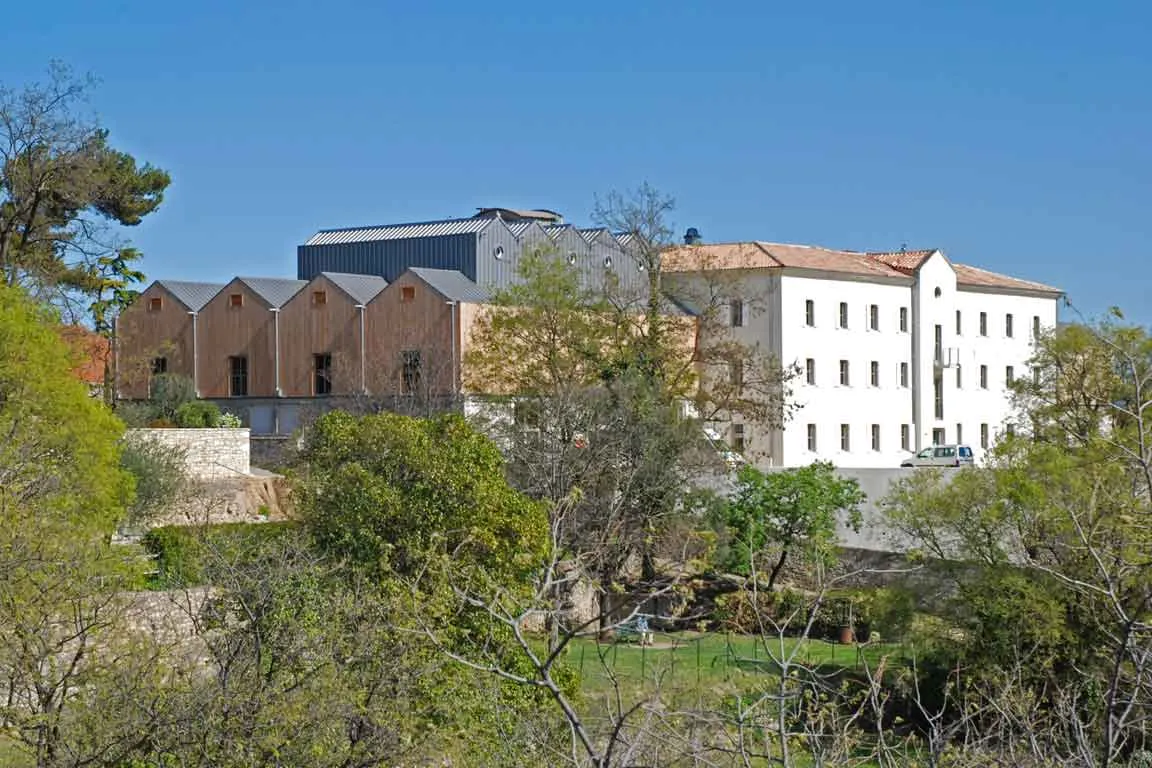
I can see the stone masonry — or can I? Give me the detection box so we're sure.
[129,427,251,478]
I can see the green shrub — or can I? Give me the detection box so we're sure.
[175,400,221,428]
[142,522,300,587]
[149,373,196,421]
[218,411,243,428]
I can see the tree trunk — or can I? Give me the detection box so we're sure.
[766,548,789,592]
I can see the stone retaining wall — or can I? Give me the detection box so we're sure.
[128,428,250,478]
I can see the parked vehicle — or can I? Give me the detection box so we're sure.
[900,444,974,468]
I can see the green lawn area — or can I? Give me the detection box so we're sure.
[563,630,910,698]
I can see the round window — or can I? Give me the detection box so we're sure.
[494,246,505,261]
[567,253,577,265]
[603,256,613,268]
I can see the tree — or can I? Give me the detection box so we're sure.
[720,462,864,590]
[0,64,169,322]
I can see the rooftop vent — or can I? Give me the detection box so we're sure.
[683,227,702,245]
[474,208,564,225]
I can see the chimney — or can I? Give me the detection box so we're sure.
[683,227,702,245]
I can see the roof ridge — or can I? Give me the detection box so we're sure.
[312,215,490,235]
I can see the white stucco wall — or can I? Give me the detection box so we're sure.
[129,428,251,478]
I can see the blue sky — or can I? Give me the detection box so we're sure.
[4,0,1150,323]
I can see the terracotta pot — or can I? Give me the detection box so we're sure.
[839,626,855,645]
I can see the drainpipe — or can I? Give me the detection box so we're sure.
[446,300,458,405]
[187,311,199,397]
[355,304,367,394]
[270,307,282,397]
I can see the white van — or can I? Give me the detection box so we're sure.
[900,444,975,468]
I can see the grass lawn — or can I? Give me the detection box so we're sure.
[563,630,910,698]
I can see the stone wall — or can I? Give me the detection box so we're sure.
[129,428,250,478]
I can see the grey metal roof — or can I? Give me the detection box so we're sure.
[236,277,307,308]
[320,272,388,305]
[156,280,226,312]
[305,217,493,246]
[407,268,490,303]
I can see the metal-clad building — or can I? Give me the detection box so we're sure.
[297,207,648,298]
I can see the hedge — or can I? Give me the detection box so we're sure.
[142,521,301,587]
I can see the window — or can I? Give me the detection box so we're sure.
[228,356,248,397]
[805,299,815,326]
[729,359,744,393]
[313,353,332,396]
[899,306,908,332]
[956,423,963,444]
[870,360,879,387]
[805,358,815,385]
[956,365,962,388]
[731,423,746,452]
[934,375,944,419]
[900,362,909,387]
[871,424,880,451]
[979,311,988,336]
[730,299,744,327]
[980,423,989,449]
[840,424,850,451]
[401,286,416,303]
[1033,366,1040,385]
[151,357,167,375]
[980,365,988,389]
[229,293,243,308]
[838,302,849,329]
[932,427,946,445]
[148,297,163,312]
[1006,365,1014,386]
[901,424,910,451]
[869,304,879,331]
[401,350,421,394]
[934,324,943,364]
[1005,314,1014,338]
[955,310,962,335]
[1033,315,1041,340]
[1006,423,1016,437]
[839,359,850,386]
[311,290,327,306]
[807,424,817,451]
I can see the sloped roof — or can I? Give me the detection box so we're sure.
[951,263,1062,295]
[156,280,226,312]
[662,242,909,279]
[866,249,939,273]
[407,268,490,303]
[236,277,307,308]
[305,217,492,246]
[320,272,388,305]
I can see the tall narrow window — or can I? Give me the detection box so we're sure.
[1033,315,1041,340]
[871,424,880,451]
[901,424,910,450]
[1006,365,1014,386]
[980,365,988,389]
[805,358,816,385]
[805,300,815,326]
[839,359,850,386]
[956,423,963,444]
[900,362,909,387]
[933,427,946,445]
[955,310,962,335]
[934,324,943,365]
[979,312,988,336]
[838,302,849,329]
[730,299,744,327]
[151,357,168,375]
[313,353,332,395]
[981,423,989,449]
[401,350,422,394]
[807,424,818,451]
[228,356,248,397]
[729,359,744,393]
[731,423,746,452]
[1032,366,1040,385]
[840,424,850,451]
[870,360,879,387]
[1005,314,1014,338]
[956,365,962,388]
[899,307,908,332]
[934,375,944,419]
[869,304,879,331]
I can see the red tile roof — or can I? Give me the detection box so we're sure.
[950,263,1062,295]
[866,249,938,273]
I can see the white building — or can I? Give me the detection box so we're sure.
[664,242,1062,468]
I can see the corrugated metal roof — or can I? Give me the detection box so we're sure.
[305,218,492,246]
[407,268,490,303]
[320,272,388,304]
[237,277,307,308]
[156,280,226,312]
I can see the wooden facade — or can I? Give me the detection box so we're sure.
[195,279,284,399]
[116,283,198,399]
[278,275,364,397]
[363,272,459,399]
